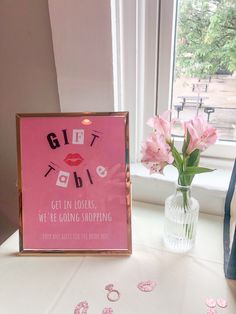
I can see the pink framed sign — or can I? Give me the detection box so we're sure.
[16,112,131,255]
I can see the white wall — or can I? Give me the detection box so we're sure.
[0,0,60,243]
[49,0,114,112]
[0,0,115,243]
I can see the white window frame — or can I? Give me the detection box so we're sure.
[111,0,236,163]
[111,0,159,163]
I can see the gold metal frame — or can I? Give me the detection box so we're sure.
[16,112,132,255]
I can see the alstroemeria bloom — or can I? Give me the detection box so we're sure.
[185,116,217,154]
[147,111,172,143]
[141,133,174,174]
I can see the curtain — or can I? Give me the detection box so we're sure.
[224,159,236,279]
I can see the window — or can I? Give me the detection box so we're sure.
[158,0,236,160]
[112,0,236,162]
[171,0,236,157]
[172,0,236,141]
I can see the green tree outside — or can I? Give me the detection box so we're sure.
[175,0,236,78]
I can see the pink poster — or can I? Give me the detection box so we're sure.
[17,113,131,254]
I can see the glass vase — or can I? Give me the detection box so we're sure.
[163,184,199,252]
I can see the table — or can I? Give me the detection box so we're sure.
[177,95,208,108]
[0,201,236,314]
[201,106,236,126]
[192,83,208,93]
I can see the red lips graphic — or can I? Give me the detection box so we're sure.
[64,153,84,166]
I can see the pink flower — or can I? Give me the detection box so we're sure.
[147,111,172,143]
[141,133,174,174]
[185,116,217,154]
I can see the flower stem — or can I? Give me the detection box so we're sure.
[182,189,189,212]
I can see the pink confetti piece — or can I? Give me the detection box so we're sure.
[105,284,114,292]
[216,298,228,308]
[105,284,120,302]
[206,298,216,308]
[207,308,217,314]
[137,280,157,292]
[102,308,113,314]
[74,301,89,314]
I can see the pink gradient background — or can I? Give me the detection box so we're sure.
[20,115,129,250]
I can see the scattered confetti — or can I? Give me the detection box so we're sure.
[105,284,114,291]
[102,308,113,314]
[74,301,89,314]
[137,280,157,292]
[207,308,217,314]
[206,298,216,308]
[216,298,228,308]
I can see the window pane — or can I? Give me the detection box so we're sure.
[171,0,236,142]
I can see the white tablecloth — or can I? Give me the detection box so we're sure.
[0,201,236,314]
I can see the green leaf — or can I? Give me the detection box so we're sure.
[180,158,192,185]
[171,146,183,173]
[187,149,200,167]
[183,166,215,175]
[179,173,193,186]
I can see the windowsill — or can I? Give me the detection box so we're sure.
[131,159,234,216]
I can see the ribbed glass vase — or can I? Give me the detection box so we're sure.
[163,184,199,252]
